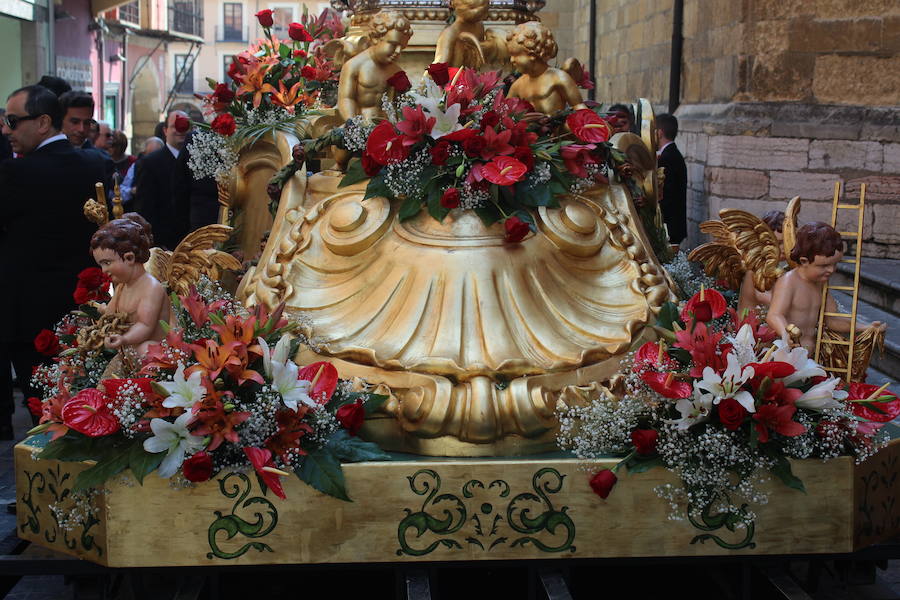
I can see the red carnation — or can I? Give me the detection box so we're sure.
[213,83,235,103]
[182,451,214,482]
[77,267,109,290]
[441,187,461,209]
[718,397,748,430]
[301,64,317,80]
[211,113,236,137]
[34,329,60,357]
[27,396,43,417]
[387,70,411,93]
[293,49,307,57]
[255,9,274,27]
[430,140,450,165]
[567,109,612,143]
[427,62,451,86]
[630,429,658,455]
[589,469,617,499]
[504,215,531,243]
[335,399,365,436]
[288,22,313,42]
[173,114,191,133]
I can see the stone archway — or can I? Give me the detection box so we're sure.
[131,65,161,152]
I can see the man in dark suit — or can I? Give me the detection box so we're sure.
[656,113,688,245]
[0,85,105,437]
[134,110,189,249]
[59,91,115,194]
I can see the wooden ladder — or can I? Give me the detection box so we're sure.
[813,181,866,382]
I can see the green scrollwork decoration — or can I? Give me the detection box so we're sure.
[396,469,466,557]
[688,493,756,550]
[507,468,576,553]
[207,471,278,560]
[19,470,45,535]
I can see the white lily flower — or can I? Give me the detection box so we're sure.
[258,333,293,379]
[271,360,315,411]
[730,323,757,367]
[695,353,757,413]
[422,101,463,139]
[795,377,847,412]
[143,412,206,478]
[160,364,206,409]
[771,339,826,384]
[666,390,714,430]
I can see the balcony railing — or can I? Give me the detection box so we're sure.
[215,24,248,42]
[168,0,203,37]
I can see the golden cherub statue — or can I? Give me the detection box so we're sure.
[145,224,242,297]
[506,21,588,115]
[337,11,413,123]
[434,0,508,68]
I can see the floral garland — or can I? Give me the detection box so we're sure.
[29,273,387,501]
[558,287,900,525]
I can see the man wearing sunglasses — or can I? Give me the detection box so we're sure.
[0,85,106,439]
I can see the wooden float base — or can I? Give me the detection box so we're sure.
[14,436,900,568]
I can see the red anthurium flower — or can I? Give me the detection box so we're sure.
[173,115,191,133]
[482,156,528,186]
[244,447,287,499]
[386,70,411,93]
[681,288,727,323]
[631,429,658,455]
[255,9,274,27]
[62,388,120,437]
[336,399,365,436]
[748,361,796,380]
[211,113,236,136]
[847,383,900,423]
[753,402,806,443]
[395,105,435,145]
[561,143,598,178]
[361,152,382,176]
[640,371,692,399]
[589,469,617,499]
[182,451,214,482]
[441,187,461,209]
[442,127,478,143]
[632,340,678,373]
[427,62,450,86]
[365,121,408,165]
[567,109,612,143]
[297,361,338,404]
[288,22,312,42]
[504,216,531,243]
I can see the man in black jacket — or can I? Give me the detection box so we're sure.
[656,113,688,245]
[134,110,189,249]
[0,85,105,437]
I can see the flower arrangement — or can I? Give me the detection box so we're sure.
[558,286,900,526]
[187,7,344,183]
[301,64,640,242]
[30,277,388,501]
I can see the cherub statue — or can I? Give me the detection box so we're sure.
[89,214,170,355]
[505,21,588,115]
[337,11,413,123]
[767,221,885,353]
[434,0,508,68]
[689,207,790,317]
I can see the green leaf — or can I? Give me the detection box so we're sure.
[769,455,806,493]
[362,175,391,201]
[338,158,369,187]
[625,454,664,474]
[426,182,451,222]
[398,195,422,221]
[38,432,98,461]
[363,393,389,416]
[474,206,501,227]
[295,447,351,502]
[655,302,683,331]
[127,443,165,485]
[74,447,132,491]
[326,429,391,463]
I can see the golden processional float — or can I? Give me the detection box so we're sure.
[14,0,900,572]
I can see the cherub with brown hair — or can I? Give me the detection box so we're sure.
[89,213,170,355]
[506,21,587,115]
[767,221,885,352]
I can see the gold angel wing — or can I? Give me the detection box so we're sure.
[699,220,731,244]
[561,57,584,86]
[482,28,509,65]
[146,247,172,284]
[688,240,745,289]
[457,32,485,69]
[166,224,237,296]
[783,195,801,268]
[720,209,784,291]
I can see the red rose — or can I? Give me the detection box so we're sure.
[211,113,236,137]
[73,284,92,305]
[512,146,534,171]
[335,400,365,436]
[26,396,43,417]
[630,429,658,455]
[482,156,528,186]
[589,469,617,499]
[504,216,531,243]
[255,8,274,27]
[441,187,461,209]
[173,114,191,133]
[301,64,317,80]
[182,451,214,482]
[462,135,487,158]
[361,152,382,176]
[213,83,235,103]
[430,140,450,165]
[567,109,612,143]
[33,329,60,357]
[718,397,748,430]
[480,110,500,130]
[293,49,307,57]
[387,70,411,93]
[288,22,313,42]
[427,62,451,86]
[77,267,108,290]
